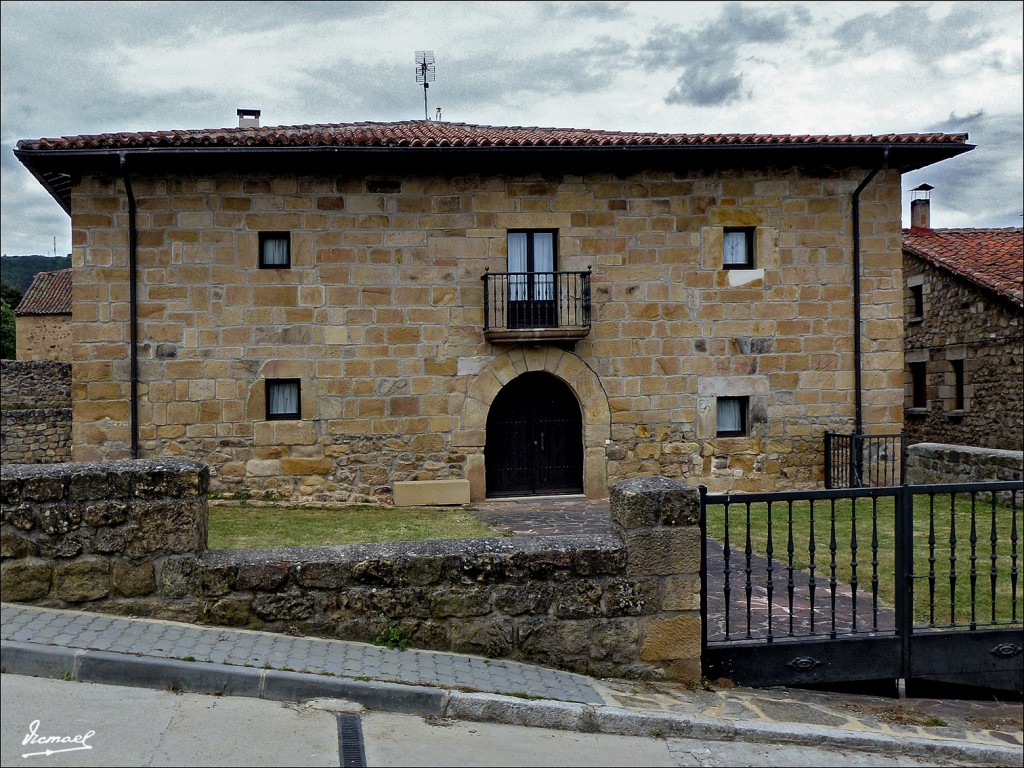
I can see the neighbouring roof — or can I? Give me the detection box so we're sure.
[14,268,72,316]
[902,228,1024,308]
[14,120,974,215]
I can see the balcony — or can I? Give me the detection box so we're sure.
[482,270,592,343]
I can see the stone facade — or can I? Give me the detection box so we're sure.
[903,253,1023,451]
[0,360,73,465]
[15,314,72,362]
[1,463,703,683]
[66,163,906,502]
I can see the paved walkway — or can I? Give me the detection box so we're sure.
[1,602,1020,766]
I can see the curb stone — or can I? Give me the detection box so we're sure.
[2,639,1019,766]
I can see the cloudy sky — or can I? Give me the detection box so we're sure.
[1,0,1021,257]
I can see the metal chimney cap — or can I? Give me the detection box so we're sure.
[236,108,261,128]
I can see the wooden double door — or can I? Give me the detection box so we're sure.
[485,372,583,497]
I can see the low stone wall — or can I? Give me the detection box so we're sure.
[1,408,72,464]
[0,360,73,465]
[906,443,1024,484]
[0,463,703,683]
[0,359,71,408]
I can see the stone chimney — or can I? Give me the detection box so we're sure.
[237,108,261,129]
[910,183,933,232]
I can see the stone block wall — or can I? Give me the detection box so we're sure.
[904,253,1023,451]
[0,360,73,465]
[15,315,72,362]
[906,443,1024,484]
[1,462,703,683]
[68,164,904,501]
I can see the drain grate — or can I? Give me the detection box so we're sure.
[337,713,367,768]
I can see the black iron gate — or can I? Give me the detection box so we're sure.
[484,372,583,497]
[824,431,904,488]
[701,481,1023,693]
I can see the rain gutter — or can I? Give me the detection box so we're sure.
[850,148,889,435]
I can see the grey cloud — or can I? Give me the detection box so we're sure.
[543,1,630,22]
[832,2,999,64]
[637,2,811,107]
[904,110,1024,228]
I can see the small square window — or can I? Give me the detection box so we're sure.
[259,232,291,268]
[716,396,748,436]
[266,378,301,420]
[909,284,924,319]
[909,362,927,408]
[723,228,755,269]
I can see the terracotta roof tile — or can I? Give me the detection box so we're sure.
[16,120,971,151]
[903,228,1024,307]
[14,268,72,315]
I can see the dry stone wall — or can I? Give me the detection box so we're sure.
[1,463,703,683]
[906,443,1024,484]
[0,360,72,465]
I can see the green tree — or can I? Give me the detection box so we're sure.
[0,280,22,309]
[0,297,15,359]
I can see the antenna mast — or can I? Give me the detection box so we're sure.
[415,50,435,120]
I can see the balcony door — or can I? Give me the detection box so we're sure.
[507,230,556,328]
[485,372,583,497]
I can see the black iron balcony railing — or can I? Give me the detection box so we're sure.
[482,270,592,342]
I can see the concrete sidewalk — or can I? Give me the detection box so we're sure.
[1,603,1020,766]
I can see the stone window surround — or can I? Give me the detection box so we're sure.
[695,376,769,440]
[945,345,967,415]
[701,210,778,290]
[907,274,926,323]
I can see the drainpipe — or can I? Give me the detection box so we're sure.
[119,152,139,459]
[850,148,888,437]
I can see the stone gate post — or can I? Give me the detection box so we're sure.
[610,476,703,683]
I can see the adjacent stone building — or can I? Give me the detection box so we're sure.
[903,197,1023,452]
[13,267,72,361]
[14,118,972,502]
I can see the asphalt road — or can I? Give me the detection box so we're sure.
[0,674,973,767]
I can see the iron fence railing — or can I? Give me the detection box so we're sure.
[825,431,905,489]
[700,480,1023,690]
[482,270,591,332]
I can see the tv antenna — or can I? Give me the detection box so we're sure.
[415,50,435,120]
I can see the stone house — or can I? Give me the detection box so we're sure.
[14,117,972,503]
[903,196,1023,451]
[13,267,72,361]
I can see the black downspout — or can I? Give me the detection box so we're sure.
[850,148,889,437]
[119,153,139,459]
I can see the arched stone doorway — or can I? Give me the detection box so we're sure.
[485,372,583,497]
[458,347,610,501]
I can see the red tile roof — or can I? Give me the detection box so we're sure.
[16,120,971,151]
[902,228,1024,307]
[14,268,72,315]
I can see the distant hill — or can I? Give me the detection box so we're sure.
[0,255,72,293]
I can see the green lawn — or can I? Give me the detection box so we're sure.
[207,503,506,549]
[704,490,1022,627]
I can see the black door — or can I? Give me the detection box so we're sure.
[485,372,583,497]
